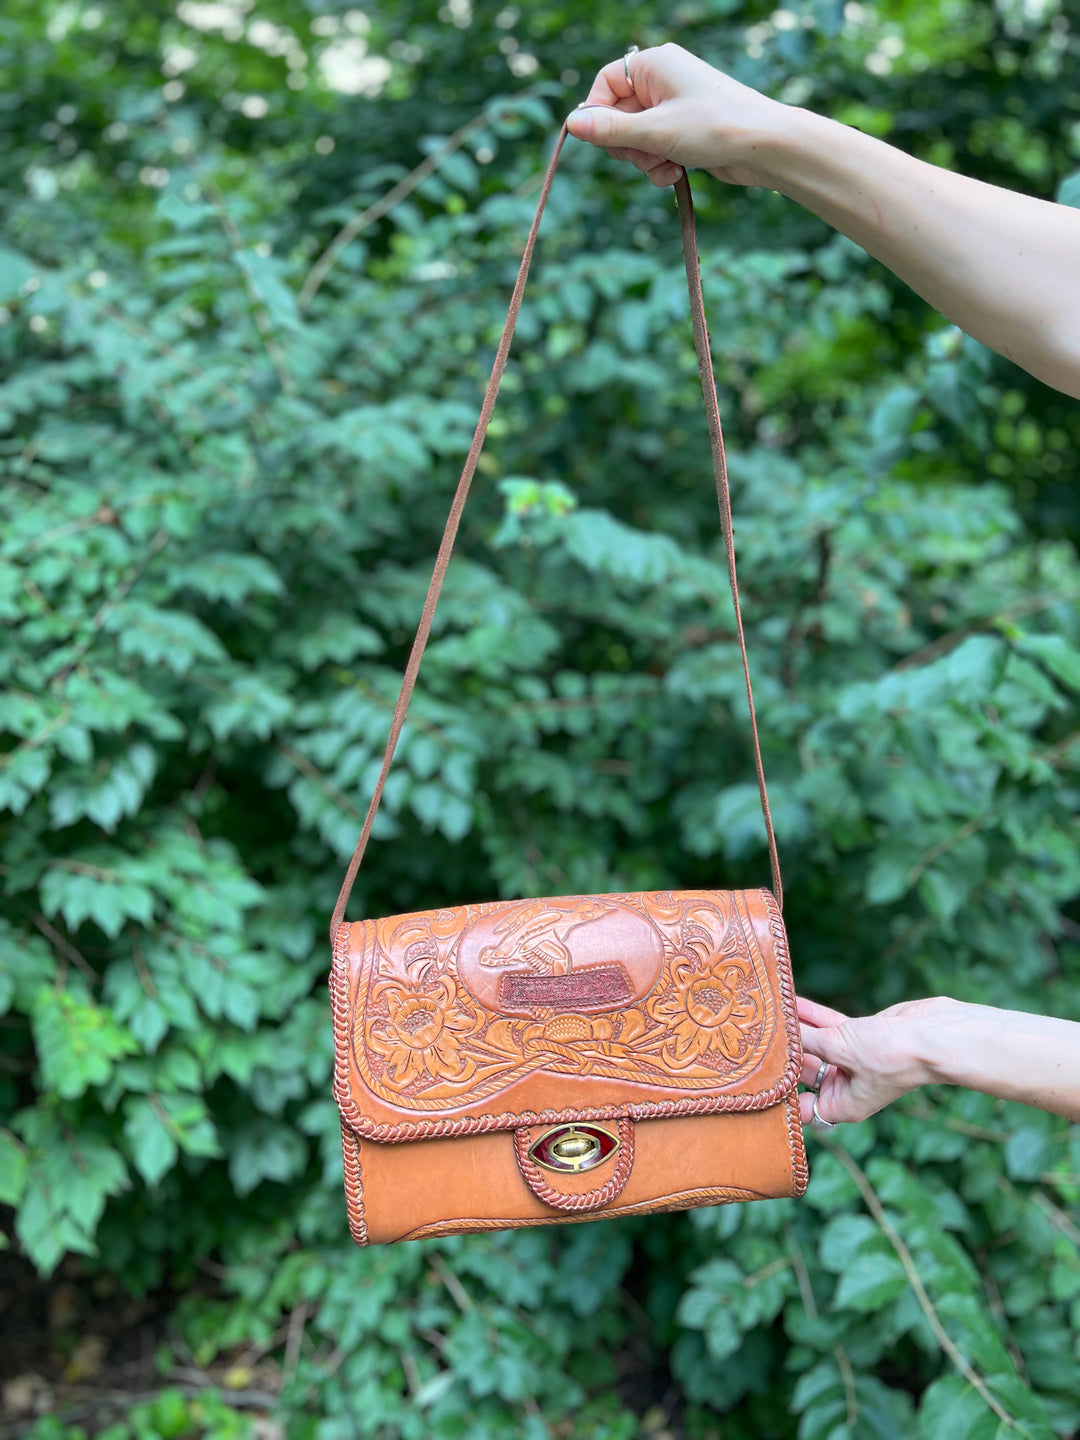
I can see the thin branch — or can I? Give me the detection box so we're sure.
[0,707,71,772]
[298,101,516,313]
[31,912,98,985]
[785,1224,819,1321]
[275,743,365,821]
[505,687,657,717]
[899,1098,1007,1144]
[99,301,247,409]
[24,504,120,552]
[1031,1190,1080,1248]
[400,1348,421,1399]
[893,590,1080,673]
[904,813,989,890]
[283,1302,311,1388]
[786,1222,860,1426]
[874,917,937,971]
[46,858,126,881]
[830,1146,1024,1432]
[47,528,170,688]
[742,1255,792,1288]
[1038,727,1080,769]
[198,175,296,395]
[834,1343,858,1429]
[976,1249,1029,1383]
[428,1253,473,1313]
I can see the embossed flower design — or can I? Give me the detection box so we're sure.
[368,977,476,1089]
[649,956,762,1068]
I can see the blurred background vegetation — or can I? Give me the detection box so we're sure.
[0,0,1078,1436]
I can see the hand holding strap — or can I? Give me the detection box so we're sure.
[330,124,782,937]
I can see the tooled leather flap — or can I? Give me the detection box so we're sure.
[331,889,801,1143]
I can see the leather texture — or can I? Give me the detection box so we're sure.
[329,128,809,1244]
[333,891,808,1244]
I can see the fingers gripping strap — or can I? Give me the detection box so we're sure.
[331,126,782,936]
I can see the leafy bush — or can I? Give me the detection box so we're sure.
[1,2,1078,1437]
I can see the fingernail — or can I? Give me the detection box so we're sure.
[575,102,591,109]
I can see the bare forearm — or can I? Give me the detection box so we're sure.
[799,994,1080,1125]
[757,108,1080,397]
[569,45,1080,394]
[919,997,1080,1122]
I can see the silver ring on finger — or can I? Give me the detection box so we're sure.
[623,44,639,90]
[812,1061,829,1093]
[811,1097,837,1132]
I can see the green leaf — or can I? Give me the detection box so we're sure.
[819,1213,879,1271]
[0,920,55,1014]
[40,863,155,937]
[0,1129,28,1206]
[1056,170,1080,208]
[866,844,919,904]
[228,1121,308,1195]
[110,602,228,674]
[124,1095,178,1186]
[12,1118,128,1275]
[49,743,157,833]
[918,1375,998,1440]
[31,988,138,1099]
[0,244,39,300]
[1017,634,1080,692]
[831,1250,908,1312]
[1004,1123,1059,1182]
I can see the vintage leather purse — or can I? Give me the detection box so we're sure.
[330,126,807,1245]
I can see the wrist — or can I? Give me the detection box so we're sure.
[917,996,974,1087]
[728,103,829,192]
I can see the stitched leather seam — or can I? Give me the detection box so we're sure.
[786,1090,810,1197]
[340,1120,368,1246]
[760,886,803,1089]
[394,1187,768,1241]
[331,923,358,1123]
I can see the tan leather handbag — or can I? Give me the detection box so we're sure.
[330,126,807,1245]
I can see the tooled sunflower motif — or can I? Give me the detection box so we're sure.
[367,977,477,1090]
[648,954,763,1070]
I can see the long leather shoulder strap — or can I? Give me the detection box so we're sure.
[330,123,782,937]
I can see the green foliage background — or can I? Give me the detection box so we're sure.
[1,0,1079,1436]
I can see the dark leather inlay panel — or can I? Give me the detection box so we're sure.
[499,964,633,1011]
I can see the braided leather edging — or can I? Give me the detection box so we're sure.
[340,1089,791,1141]
[513,1118,634,1213]
[759,887,801,1078]
[786,1091,809,1197]
[764,892,808,1198]
[340,1120,369,1246]
[331,922,358,1120]
[397,1186,766,1241]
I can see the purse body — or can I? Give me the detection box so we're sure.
[330,129,809,1245]
[333,889,807,1245]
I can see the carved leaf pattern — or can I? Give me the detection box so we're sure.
[356,893,772,1108]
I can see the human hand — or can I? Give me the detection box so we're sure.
[565,43,793,189]
[798,995,940,1127]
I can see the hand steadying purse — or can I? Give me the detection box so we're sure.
[329,125,807,1245]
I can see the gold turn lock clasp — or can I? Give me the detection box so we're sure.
[528,1123,620,1175]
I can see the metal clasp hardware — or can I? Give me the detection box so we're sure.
[528,1123,620,1175]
